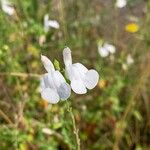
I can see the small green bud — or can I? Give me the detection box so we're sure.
[54,59,60,71]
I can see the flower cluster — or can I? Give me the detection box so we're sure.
[40,47,99,104]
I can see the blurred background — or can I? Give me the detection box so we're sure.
[0,0,150,149]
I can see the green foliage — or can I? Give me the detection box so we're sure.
[0,0,150,150]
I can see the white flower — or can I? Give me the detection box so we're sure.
[98,43,116,58]
[115,0,127,8]
[122,54,134,70]
[1,0,15,15]
[63,47,99,94]
[104,43,116,54]
[40,55,71,104]
[122,63,128,71]
[44,14,60,32]
[126,54,134,65]
[42,128,54,135]
[98,46,109,57]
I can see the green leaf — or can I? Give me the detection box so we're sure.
[133,110,142,122]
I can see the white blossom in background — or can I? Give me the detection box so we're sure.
[1,0,15,15]
[115,0,127,8]
[122,63,128,71]
[98,43,116,58]
[44,14,60,32]
[39,35,46,46]
[98,45,109,57]
[104,43,116,54]
[126,54,134,65]
[40,55,71,104]
[63,47,99,94]
[122,54,134,70]
[42,128,53,135]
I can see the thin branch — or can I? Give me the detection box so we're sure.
[0,72,42,78]
[0,109,14,125]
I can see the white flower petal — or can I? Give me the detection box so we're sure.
[53,71,66,88]
[65,66,74,80]
[40,74,48,92]
[98,46,109,57]
[65,64,87,94]
[41,88,59,104]
[57,83,71,100]
[63,47,72,67]
[73,63,88,75]
[41,55,55,72]
[47,73,57,89]
[71,79,87,94]
[84,70,99,90]
[66,63,87,81]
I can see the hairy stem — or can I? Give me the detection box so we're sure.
[66,101,80,150]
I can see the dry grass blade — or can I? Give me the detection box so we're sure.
[113,53,150,150]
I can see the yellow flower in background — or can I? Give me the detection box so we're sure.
[38,99,49,108]
[98,79,107,89]
[125,23,139,33]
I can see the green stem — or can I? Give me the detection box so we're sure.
[66,101,80,150]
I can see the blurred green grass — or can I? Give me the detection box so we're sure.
[0,0,150,150]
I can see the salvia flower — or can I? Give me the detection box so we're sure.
[44,14,60,32]
[98,43,116,58]
[63,47,99,94]
[115,0,127,8]
[40,55,71,104]
[1,0,15,15]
